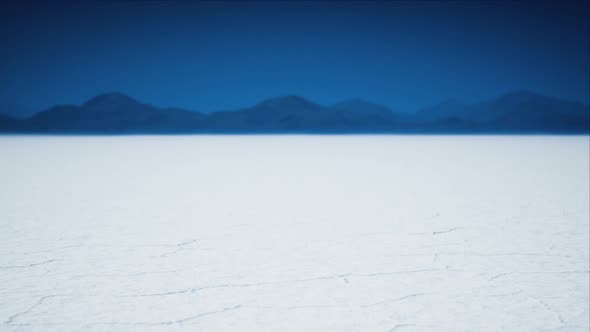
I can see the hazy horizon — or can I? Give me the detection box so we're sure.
[3,89,590,119]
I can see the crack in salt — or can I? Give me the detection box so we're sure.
[86,305,241,326]
[534,298,566,327]
[120,269,456,298]
[361,293,426,308]
[489,271,589,281]
[3,295,62,325]
[0,259,57,269]
[386,323,415,331]
[432,227,459,235]
[160,239,198,257]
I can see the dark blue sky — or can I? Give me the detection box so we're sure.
[1,0,588,114]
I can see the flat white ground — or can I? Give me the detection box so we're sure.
[0,135,588,331]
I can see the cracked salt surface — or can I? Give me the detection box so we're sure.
[0,135,588,331]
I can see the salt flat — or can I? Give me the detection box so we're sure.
[0,135,588,331]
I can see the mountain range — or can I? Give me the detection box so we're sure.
[0,91,588,133]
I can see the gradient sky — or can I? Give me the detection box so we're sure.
[0,0,588,114]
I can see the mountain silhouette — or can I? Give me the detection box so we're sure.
[205,95,406,132]
[416,91,589,132]
[27,92,204,133]
[0,113,21,131]
[0,91,588,133]
[204,95,330,132]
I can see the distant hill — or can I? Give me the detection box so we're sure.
[415,91,590,132]
[0,114,21,132]
[27,92,205,133]
[204,96,401,132]
[1,91,588,134]
[0,102,36,119]
[205,95,331,132]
